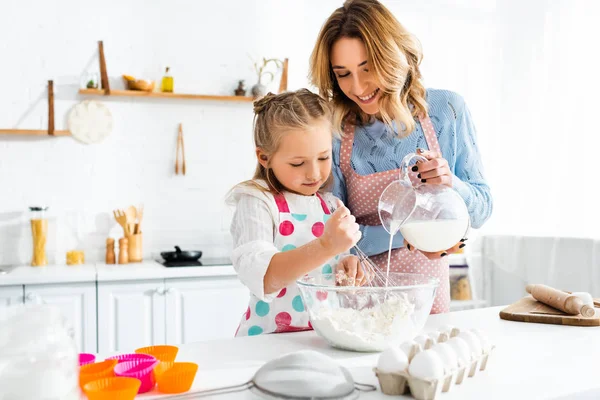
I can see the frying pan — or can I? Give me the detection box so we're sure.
[161,246,202,262]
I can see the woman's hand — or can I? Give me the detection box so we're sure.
[413,149,452,188]
[335,255,370,286]
[404,239,466,260]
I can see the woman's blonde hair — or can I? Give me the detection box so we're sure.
[241,89,333,194]
[309,0,428,137]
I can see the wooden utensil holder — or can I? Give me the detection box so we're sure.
[128,233,143,262]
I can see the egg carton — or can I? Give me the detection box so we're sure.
[374,329,495,399]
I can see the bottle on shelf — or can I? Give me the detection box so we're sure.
[161,67,174,93]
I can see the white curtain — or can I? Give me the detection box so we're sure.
[383,0,600,239]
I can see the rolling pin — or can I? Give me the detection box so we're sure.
[526,284,595,318]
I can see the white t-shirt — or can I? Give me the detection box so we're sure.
[226,180,339,301]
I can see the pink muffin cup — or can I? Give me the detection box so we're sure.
[114,359,160,393]
[79,353,96,366]
[106,353,156,364]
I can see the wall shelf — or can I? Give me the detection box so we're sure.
[78,89,254,102]
[0,129,70,136]
[84,41,287,103]
[0,80,70,137]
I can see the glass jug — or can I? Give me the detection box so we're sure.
[378,153,470,253]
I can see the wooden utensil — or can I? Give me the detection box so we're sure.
[525,284,595,317]
[112,209,130,237]
[180,123,186,176]
[125,205,137,235]
[135,204,144,234]
[500,296,600,327]
[175,124,183,175]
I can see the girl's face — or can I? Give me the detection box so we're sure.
[258,119,332,196]
[330,37,381,115]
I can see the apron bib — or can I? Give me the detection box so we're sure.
[235,192,341,336]
[339,116,450,314]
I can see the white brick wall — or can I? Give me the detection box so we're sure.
[0,0,498,265]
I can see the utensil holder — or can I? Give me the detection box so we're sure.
[128,233,143,263]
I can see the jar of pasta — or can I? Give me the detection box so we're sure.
[29,206,49,267]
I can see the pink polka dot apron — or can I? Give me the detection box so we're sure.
[235,192,340,337]
[339,116,450,314]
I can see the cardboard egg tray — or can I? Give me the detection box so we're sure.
[373,329,494,400]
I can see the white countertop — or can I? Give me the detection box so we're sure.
[95,260,236,282]
[127,306,600,400]
[0,260,236,286]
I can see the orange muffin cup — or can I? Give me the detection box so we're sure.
[156,362,198,394]
[83,377,141,400]
[135,345,179,362]
[79,359,118,389]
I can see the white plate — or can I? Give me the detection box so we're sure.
[68,100,113,144]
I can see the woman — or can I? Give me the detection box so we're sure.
[309,0,492,313]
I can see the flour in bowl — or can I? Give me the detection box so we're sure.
[309,293,416,352]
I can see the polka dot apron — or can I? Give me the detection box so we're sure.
[339,116,450,314]
[235,192,340,337]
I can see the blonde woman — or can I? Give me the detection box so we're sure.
[310,0,492,313]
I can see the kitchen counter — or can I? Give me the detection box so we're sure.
[95,259,235,281]
[0,264,97,286]
[131,306,600,400]
[0,259,235,286]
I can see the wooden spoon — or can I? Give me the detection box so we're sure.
[126,205,137,235]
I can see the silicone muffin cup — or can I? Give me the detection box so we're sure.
[83,377,141,400]
[79,359,118,389]
[106,353,156,364]
[79,353,96,366]
[114,359,160,393]
[135,345,179,362]
[156,362,198,394]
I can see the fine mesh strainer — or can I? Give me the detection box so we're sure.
[153,350,375,399]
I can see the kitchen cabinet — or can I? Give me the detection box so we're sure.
[0,285,24,320]
[165,277,249,344]
[24,282,97,353]
[97,280,166,354]
[97,276,249,352]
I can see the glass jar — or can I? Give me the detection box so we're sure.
[30,206,49,267]
[0,304,79,399]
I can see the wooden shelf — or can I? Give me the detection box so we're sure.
[0,129,70,136]
[79,89,255,102]
[1,80,71,137]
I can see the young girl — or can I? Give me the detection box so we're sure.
[227,89,366,337]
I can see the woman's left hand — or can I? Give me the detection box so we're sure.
[404,239,466,260]
[414,149,452,188]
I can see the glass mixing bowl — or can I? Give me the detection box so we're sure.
[297,273,439,352]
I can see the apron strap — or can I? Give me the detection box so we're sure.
[418,114,442,154]
[315,193,331,214]
[339,122,355,176]
[273,193,290,213]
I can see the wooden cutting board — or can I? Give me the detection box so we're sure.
[499,295,600,327]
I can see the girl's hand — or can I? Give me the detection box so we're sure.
[413,149,452,188]
[318,199,361,256]
[335,255,369,286]
[404,239,467,260]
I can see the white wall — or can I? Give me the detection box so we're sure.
[1,0,598,266]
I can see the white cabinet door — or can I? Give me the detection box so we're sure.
[97,280,166,354]
[24,282,97,353]
[165,277,249,344]
[0,285,23,320]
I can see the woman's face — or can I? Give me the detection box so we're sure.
[330,37,381,115]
